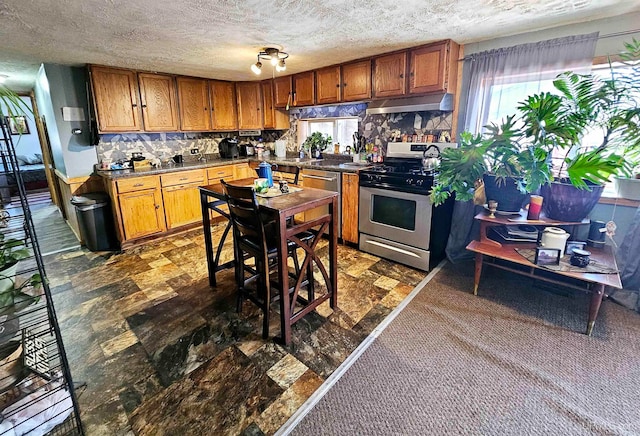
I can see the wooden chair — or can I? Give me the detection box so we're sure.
[221,180,313,338]
[274,164,300,185]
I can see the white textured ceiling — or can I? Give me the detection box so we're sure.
[1,0,640,91]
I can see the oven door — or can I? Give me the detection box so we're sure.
[359,186,432,249]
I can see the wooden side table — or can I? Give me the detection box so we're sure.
[466,209,621,335]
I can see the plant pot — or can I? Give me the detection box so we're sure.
[482,174,527,213]
[0,341,23,393]
[614,176,640,201]
[540,181,604,222]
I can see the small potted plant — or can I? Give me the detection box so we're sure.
[302,132,332,159]
[0,233,43,341]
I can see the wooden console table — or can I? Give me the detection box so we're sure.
[466,210,622,336]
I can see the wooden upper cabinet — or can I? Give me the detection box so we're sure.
[315,66,341,104]
[273,76,292,108]
[261,80,275,129]
[373,52,407,98]
[293,71,315,106]
[236,82,263,130]
[90,66,142,133]
[341,60,371,102]
[209,80,238,131]
[176,77,211,131]
[137,73,179,131]
[409,42,449,94]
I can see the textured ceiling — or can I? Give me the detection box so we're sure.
[1,0,640,91]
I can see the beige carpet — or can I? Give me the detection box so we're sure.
[288,261,640,435]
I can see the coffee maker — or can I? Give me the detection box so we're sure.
[239,142,255,157]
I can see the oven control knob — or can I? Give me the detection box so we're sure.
[406,178,414,185]
[417,179,424,185]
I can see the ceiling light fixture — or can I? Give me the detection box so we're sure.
[250,47,289,75]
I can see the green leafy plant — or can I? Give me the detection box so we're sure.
[302,132,332,155]
[431,39,640,206]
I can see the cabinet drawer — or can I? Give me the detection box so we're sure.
[160,169,205,187]
[207,165,235,181]
[117,175,159,193]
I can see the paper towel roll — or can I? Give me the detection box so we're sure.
[275,140,287,157]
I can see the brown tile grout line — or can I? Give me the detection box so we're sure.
[275,259,448,436]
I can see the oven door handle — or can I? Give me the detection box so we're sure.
[303,174,337,182]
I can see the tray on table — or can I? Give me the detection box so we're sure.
[256,186,302,198]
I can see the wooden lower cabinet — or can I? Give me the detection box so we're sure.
[118,189,166,240]
[341,173,359,244]
[162,183,203,229]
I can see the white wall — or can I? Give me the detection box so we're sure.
[463,12,640,57]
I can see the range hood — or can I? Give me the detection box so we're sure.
[365,93,454,114]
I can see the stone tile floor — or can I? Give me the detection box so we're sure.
[45,224,427,435]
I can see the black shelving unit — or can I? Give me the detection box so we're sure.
[0,117,83,435]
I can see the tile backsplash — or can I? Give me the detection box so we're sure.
[95,103,453,162]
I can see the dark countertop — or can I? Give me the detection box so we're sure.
[95,158,250,179]
[260,156,375,173]
[96,156,374,179]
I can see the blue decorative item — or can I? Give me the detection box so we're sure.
[255,161,276,187]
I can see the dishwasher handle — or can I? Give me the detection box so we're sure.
[303,174,337,182]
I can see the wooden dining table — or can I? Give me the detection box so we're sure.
[199,178,339,345]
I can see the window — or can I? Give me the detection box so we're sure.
[298,118,358,153]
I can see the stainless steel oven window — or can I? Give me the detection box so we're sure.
[371,195,417,230]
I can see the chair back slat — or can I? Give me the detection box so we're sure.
[221,180,265,246]
[275,164,300,185]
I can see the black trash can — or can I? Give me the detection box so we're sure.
[70,192,116,251]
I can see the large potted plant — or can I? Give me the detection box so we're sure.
[433,39,640,221]
[431,115,547,212]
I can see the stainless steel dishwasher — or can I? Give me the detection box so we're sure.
[302,169,341,237]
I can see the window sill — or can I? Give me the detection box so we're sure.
[599,195,640,208]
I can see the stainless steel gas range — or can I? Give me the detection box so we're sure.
[358,142,456,271]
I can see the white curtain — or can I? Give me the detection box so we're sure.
[458,32,599,135]
[446,33,599,263]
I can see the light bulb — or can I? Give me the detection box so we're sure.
[251,61,262,75]
[270,55,279,66]
[276,59,286,72]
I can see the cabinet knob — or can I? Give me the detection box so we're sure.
[336,84,340,88]
[399,73,404,78]
[155,204,160,209]
[132,104,138,108]
[141,104,147,108]
[410,72,414,77]
[343,83,348,87]
[133,183,143,187]
[204,107,208,111]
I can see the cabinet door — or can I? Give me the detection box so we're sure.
[293,72,315,106]
[138,73,179,131]
[316,66,341,104]
[233,163,253,180]
[162,183,203,229]
[341,173,359,244]
[373,52,407,98]
[342,60,371,102]
[273,76,292,108]
[236,82,263,130]
[119,189,165,240]
[176,77,211,131]
[210,80,238,130]
[91,66,142,132]
[409,42,447,94]
[261,80,275,129]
